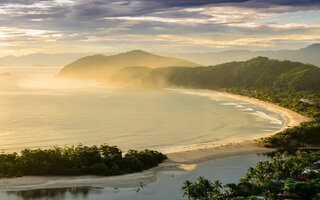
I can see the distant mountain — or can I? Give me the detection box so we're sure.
[0,53,90,68]
[112,57,320,91]
[173,44,320,67]
[57,50,200,80]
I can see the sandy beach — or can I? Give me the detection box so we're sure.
[0,89,309,191]
[215,90,309,127]
[169,88,309,128]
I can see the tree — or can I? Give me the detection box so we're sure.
[182,177,223,200]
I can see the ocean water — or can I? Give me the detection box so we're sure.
[0,67,285,152]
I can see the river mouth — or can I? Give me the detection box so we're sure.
[0,154,271,200]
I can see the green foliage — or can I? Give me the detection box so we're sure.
[284,178,320,199]
[182,150,320,200]
[115,57,320,92]
[261,121,320,147]
[0,144,167,178]
[182,177,224,200]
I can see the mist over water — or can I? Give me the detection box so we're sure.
[0,67,285,152]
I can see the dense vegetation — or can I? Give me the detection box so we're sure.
[0,144,167,178]
[182,150,320,200]
[113,57,320,91]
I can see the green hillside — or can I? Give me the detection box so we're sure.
[113,57,320,91]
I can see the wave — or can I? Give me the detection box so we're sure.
[242,108,254,111]
[168,88,284,126]
[249,111,283,125]
[221,102,238,106]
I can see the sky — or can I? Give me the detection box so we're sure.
[0,0,320,56]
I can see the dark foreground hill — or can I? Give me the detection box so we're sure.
[57,50,200,80]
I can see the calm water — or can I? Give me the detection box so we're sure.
[0,154,270,200]
[0,67,284,152]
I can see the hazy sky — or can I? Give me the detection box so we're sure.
[1,0,320,56]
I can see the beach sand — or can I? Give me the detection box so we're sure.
[0,89,309,191]
[215,90,308,127]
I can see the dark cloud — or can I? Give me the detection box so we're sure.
[67,0,320,21]
[4,0,319,7]
[0,0,318,34]
[263,0,320,6]
[69,0,251,19]
[141,0,249,7]
[2,0,320,21]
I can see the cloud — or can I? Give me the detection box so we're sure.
[0,0,320,56]
[103,5,274,26]
[104,16,214,25]
[2,0,319,20]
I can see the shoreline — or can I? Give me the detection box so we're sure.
[161,88,308,164]
[160,88,308,154]
[0,89,309,191]
[168,88,308,128]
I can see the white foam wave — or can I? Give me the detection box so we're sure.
[167,88,285,126]
[250,111,283,125]
[242,108,254,111]
[221,102,238,106]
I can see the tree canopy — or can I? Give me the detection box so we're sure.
[182,150,320,200]
[0,144,167,177]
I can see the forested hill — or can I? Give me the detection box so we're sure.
[112,57,320,91]
[57,50,200,80]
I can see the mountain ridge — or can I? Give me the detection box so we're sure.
[2,44,320,68]
[173,44,320,66]
[57,50,201,80]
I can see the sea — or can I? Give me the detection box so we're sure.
[0,67,281,199]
